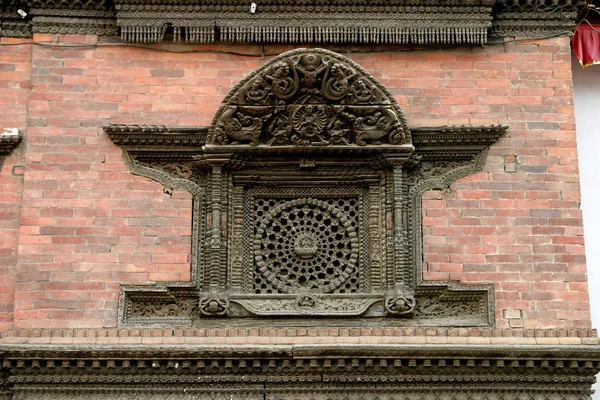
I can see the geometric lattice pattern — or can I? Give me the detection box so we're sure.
[253,197,360,294]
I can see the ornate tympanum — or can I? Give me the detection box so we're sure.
[208,51,408,148]
[105,48,507,327]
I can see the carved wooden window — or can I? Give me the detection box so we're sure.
[106,49,506,327]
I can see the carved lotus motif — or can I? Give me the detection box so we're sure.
[294,233,319,259]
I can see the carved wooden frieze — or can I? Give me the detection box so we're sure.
[0,0,583,43]
[491,0,582,37]
[113,0,494,45]
[2,344,600,400]
[105,48,507,327]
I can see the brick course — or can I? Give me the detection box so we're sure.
[0,34,589,332]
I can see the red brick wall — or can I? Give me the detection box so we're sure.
[0,34,588,332]
[0,37,30,332]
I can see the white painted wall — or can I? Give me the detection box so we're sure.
[572,54,600,399]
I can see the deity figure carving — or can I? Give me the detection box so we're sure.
[295,54,328,89]
[209,48,409,147]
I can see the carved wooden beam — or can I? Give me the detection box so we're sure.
[2,344,600,399]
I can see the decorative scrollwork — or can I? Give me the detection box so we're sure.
[130,299,200,318]
[199,294,229,316]
[265,61,299,100]
[231,295,380,316]
[406,161,468,185]
[413,296,479,319]
[208,49,410,147]
[385,292,416,315]
[295,294,318,313]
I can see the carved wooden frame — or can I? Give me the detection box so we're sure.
[105,48,507,328]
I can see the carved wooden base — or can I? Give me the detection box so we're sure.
[121,282,493,327]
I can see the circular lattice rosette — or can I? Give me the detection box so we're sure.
[254,198,359,294]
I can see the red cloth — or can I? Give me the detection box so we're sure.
[573,23,600,68]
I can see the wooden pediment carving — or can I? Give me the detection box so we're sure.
[207,49,410,149]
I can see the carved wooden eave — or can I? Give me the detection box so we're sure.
[0,130,22,170]
[1,344,600,399]
[492,0,582,37]
[27,0,116,36]
[113,0,495,45]
[104,48,507,327]
[0,0,583,43]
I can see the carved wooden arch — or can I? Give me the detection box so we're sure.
[105,48,507,327]
[207,48,410,148]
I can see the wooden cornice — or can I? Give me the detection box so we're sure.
[0,0,584,43]
[1,344,600,399]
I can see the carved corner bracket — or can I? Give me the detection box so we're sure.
[0,129,23,170]
[105,49,507,328]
